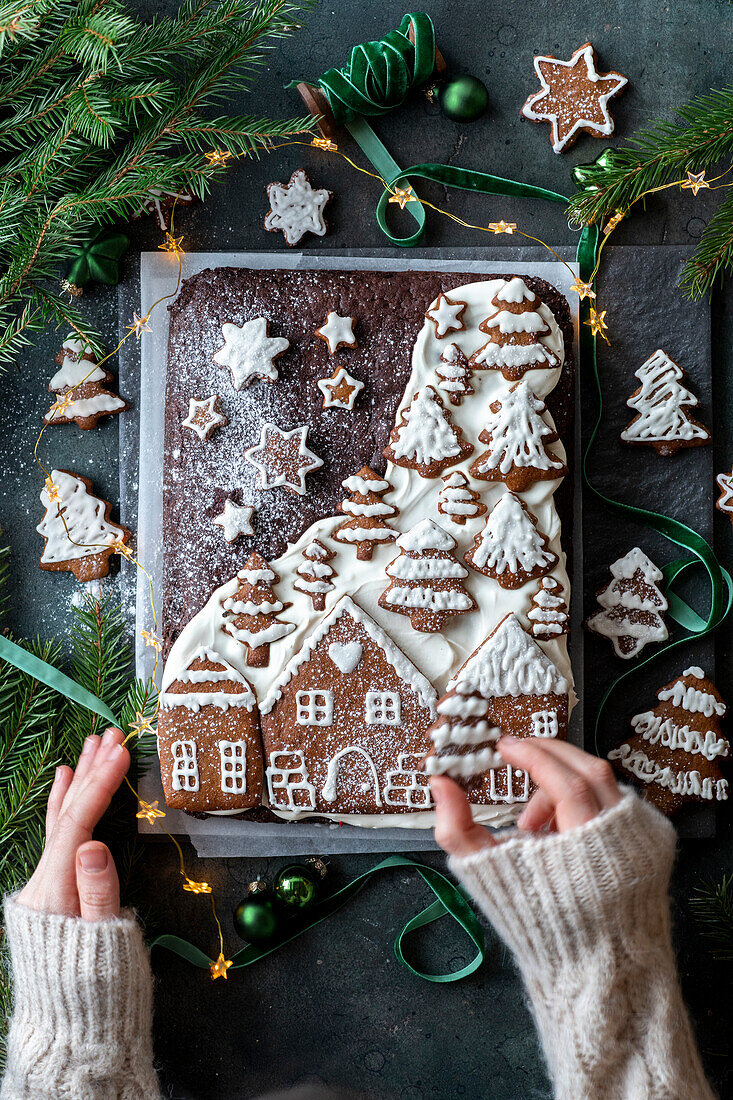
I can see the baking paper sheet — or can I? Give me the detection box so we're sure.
[123,248,581,856]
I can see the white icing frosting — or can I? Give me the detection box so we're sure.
[608,744,728,803]
[321,746,382,805]
[264,169,330,246]
[657,678,726,718]
[716,472,733,513]
[630,711,729,761]
[37,470,120,563]
[328,640,362,673]
[389,386,464,466]
[438,472,482,520]
[620,350,709,445]
[161,276,575,828]
[317,366,364,410]
[395,518,456,554]
[50,338,104,388]
[342,473,389,493]
[315,312,357,354]
[436,344,472,402]
[528,577,567,637]
[213,317,289,389]
[468,491,554,576]
[212,500,254,542]
[182,395,226,440]
[425,294,465,337]
[424,746,504,778]
[430,720,500,750]
[496,278,536,304]
[449,613,569,697]
[473,380,564,477]
[244,423,323,495]
[438,692,490,718]
[46,394,125,423]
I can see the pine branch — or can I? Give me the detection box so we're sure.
[678,187,733,298]
[690,874,733,961]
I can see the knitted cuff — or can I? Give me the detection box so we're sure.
[2,896,159,1099]
[449,790,677,975]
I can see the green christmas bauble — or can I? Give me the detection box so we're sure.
[439,75,489,123]
[273,864,321,912]
[572,147,624,193]
[233,891,280,942]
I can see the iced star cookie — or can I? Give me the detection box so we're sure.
[264,169,332,246]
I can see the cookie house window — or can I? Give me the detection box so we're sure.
[171,740,199,791]
[219,740,247,794]
[267,750,317,810]
[365,691,401,726]
[531,710,559,738]
[296,690,334,726]
[384,753,432,807]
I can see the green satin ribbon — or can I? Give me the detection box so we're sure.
[0,632,119,727]
[151,854,485,983]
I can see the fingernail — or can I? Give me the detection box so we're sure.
[79,847,108,872]
[81,736,95,753]
[499,734,518,745]
[102,728,118,747]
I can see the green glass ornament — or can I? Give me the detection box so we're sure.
[571,147,624,193]
[439,75,489,123]
[233,881,280,942]
[273,863,323,912]
[66,228,129,288]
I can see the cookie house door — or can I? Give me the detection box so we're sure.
[320,747,383,810]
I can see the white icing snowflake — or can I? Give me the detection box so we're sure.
[212,500,255,542]
[315,312,357,354]
[213,317,289,390]
[181,395,226,440]
[317,366,364,410]
[244,423,323,496]
[425,293,467,338]
[264,169,331,246]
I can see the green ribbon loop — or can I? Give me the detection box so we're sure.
[0,632,119,727]
[151,855,485,984]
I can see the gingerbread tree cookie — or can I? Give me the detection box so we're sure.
[465,491,557,589]
[379,519,476,633]
[521,42,628,154]
[333,467,399,561]
[222,553,295,667]
[469,278,561,381]
[584,547,668,660]
[437,471,486,526]
[528,576,569,640]
[37,470,130,581]
[44,336,127,430]
[383,385,473,479]
[608,666,730,816]
[294,538,336,611]
[436,343,473,406]
[620,349,711,456]
[469,379,567,493]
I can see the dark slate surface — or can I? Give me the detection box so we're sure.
[2,1,733,1097]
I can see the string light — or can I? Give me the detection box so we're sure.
[570,276,596,301]
[388,185,416,209]
[136,799,166,823]
[681,170,710,195]
[110,535,134,560]
[126,312,152,339]
[44,477,61,504]
[205,149,233,166]
[210,952,233,980]
[183,877,213,895]
[585,307,610,344]
[140,628,162,652]
[129,711,156,739]
[311,136,338,152]
[602,210,625,235]
[47,393,74,418]
[488,220,517,234]
[159,232,184,256]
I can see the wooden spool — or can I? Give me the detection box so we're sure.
[295,28,447,139]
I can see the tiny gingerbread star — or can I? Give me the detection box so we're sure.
[315,312,357,355]
[182,395,227,440]
[521,42,628,153]
[264,169,332,247]
[210,952,233,981]
[681,170,710,196]
[212,499,255,542]
[244,422,324,496]
[317,366,364,410]
[716,471,733,524]
[425,293,467,338]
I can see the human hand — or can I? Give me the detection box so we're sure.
[432,736,622,859]
[18,727,131,920]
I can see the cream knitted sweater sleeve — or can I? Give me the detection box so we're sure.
[0,897,161,1100]
[450,790,715,1100]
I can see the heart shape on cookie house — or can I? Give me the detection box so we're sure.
[328,641,363,674]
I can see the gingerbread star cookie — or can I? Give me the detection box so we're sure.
[425,293,467,338]
[521,42,628,153]
[244,423,323,496]
[213,317,289,390]
[182,395,227,440]
[317,366,364,410]
[315,312,357,354]
[264,169,332,246]
[212,499,255,542]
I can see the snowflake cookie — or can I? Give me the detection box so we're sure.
[213,317,289,391]
[182,395,227,440]
[521,42,628,153]
[264,169,332,246]
[244,423,323,496]
[317,366,364,410]
[315,312,357,355]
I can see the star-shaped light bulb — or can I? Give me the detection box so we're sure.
[311,136,338,152]
[49,393,74,417]
[136,799,166,824]
[570,276,596,301]
[129,711,156,739]
[603,210,625,235]
[110,536,134,560]
[183,877,213,895]
[488,220,517,235]
[44,477,61,504]
[388,185,416,210]
[127,313,152,340]
[140,628,162,652]
[159,232,184,256]
[681,170,710,196]
[206,149,232,166]
[585,308,610,344]
[210,952,233,980]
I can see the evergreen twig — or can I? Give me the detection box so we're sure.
[690,874,733,961]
